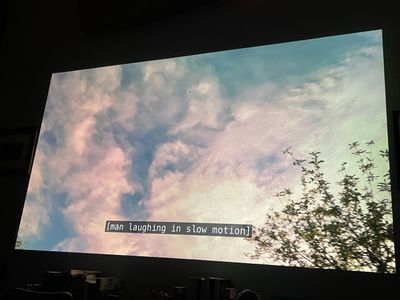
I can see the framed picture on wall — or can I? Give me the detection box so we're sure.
[0,127,38,176]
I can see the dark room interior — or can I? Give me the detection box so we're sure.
[1,1,400,300]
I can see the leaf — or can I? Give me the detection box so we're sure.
[248,142,395,273]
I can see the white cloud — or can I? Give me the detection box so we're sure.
[87,66,122,92]
[19,59,189,253]
[68,117,96,157]
[18,193,50,239]
[54,144,136,254]
[149,140,203,179]
[143,60,184,82]
[18,33,390,267]
[18,65,139,245]
[135,37,389,263]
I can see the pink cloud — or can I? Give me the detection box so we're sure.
[134,44,389,263]
[18,38,390,267]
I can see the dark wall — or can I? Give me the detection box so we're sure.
[1,1,400,300]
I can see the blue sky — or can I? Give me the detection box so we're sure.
[16,30,393,271]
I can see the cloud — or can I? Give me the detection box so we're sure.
[149,140,203,179]
[18,65,138,244]
[19,58,190,253]
[170,79,226,134]
[136,98,314,262]
[134,35,389,262]
[143,60,185,82]
[19,150,47,239]
[18,193,50,239]
[54,144,136,254]
[18,31,390,267]
[68,117,96,157]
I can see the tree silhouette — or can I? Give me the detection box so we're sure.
[248,141,395,273]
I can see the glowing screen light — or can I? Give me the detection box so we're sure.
[16,30,395,273]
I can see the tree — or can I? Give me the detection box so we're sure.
[248,141,395,273]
